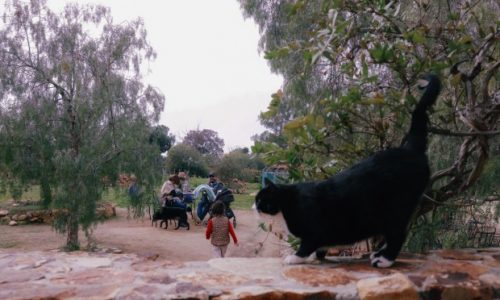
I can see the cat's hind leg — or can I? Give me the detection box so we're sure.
[370,243,387,260]
[370,231,406,268]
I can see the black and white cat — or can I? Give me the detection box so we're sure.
[255,74,441,268]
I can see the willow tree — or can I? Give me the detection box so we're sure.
[0,0,165,249]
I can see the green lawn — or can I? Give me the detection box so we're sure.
[188,178,259,210]
[0,179,261,211]
[232,193,256,210]
[0,185,41,204]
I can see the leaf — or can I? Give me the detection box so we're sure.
[458,36,472,45]
[362,93,385,105]
[411,30,426,44]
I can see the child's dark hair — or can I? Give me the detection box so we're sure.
[211,200,225,216]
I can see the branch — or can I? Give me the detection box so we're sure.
[421,194,473,208]
[429,127,500,137]
[482,61,500,103]
[431,166,455,183]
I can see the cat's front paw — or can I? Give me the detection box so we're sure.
[371,256,394,268]
[283,254,307,265]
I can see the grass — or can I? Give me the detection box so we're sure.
[0,178,262,211]
[233,193,256,210]
[102,187,128,207]
[0,185,41,204]
[188,178,259,210]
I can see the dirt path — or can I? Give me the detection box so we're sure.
[0,208,290,261]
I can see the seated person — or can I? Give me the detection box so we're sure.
[162,189,187,210]
[161,190,189,228]
[197,173,224,222]
[178,172,194,204]
[160,174,180,197]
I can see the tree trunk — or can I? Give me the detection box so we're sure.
[66,214,79,251]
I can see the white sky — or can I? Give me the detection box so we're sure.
[46,0,283,152]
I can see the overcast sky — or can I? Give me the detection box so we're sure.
[45,0,283,152]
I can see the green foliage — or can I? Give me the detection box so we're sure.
[287,235,301,251]
[241,0,499,251]
[241,0,499,189]
[165,144,209,177]
[232,193,256,210]
[215,150,264,183]
[149,125,176,153]
[0,0,165,249]
[472,155,500,197]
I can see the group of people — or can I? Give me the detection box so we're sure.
[128,172,238,258]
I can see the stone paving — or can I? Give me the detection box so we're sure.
[0,248,499,299]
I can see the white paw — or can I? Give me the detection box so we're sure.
[371,256,394,268]
[283,254,307,265]
[370,244,387,260]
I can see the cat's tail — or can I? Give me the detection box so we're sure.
[401,74,441,153]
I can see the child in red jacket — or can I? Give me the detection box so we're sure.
[205,201,238,258]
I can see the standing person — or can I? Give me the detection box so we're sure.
[127,174,141,219]
[205,201,238,258]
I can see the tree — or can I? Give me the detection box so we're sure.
[241,0,499,205]
[165,144,209,177]
[215,150,265,183]
[149,125,176,153]
[182,129,225,160]
[0,0,165,250]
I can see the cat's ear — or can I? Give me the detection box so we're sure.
[264,178,275,188]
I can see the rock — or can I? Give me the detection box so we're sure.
[0,209,8,217]
[8,220,17,226]
[96,203,116,219]
[103,203,116,217]
[283,266,358,286]
[11,214,18,221]
[40,211,54,224]
[29,217,40,223]
[479,273,500,297]
[437,249,482,261]
[420,260,489,278]
[0,270,45,284]
[67,256,113,269]
[17,214,28,221]
[0,246,499,300]
[357,273,420,300]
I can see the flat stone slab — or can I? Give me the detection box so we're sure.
[0,248,499,299]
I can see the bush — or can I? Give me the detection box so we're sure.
[165,144,209,177]
[215,151,264,184]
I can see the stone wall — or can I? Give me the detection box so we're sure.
[0,248,499,299]
[0,203,116,226]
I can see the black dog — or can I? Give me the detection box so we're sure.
[256,74,441,267]
[152,207,190,230]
